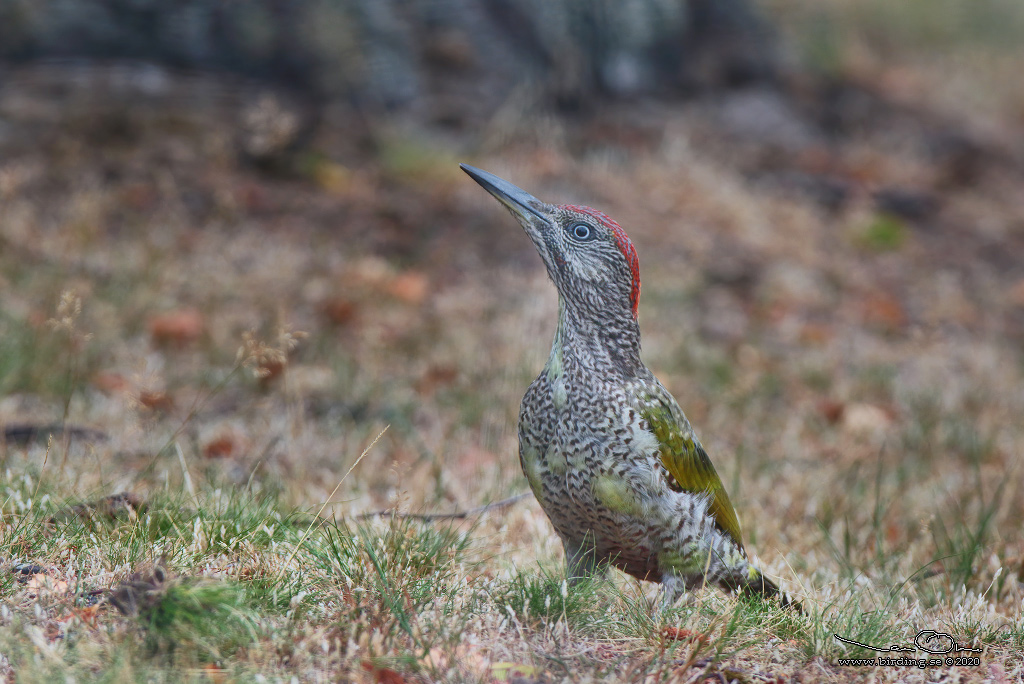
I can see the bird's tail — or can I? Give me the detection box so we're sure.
[726,568,803,612]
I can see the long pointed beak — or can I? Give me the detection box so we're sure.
[460,164,551,223]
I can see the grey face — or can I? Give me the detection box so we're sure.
[461,164,641,319]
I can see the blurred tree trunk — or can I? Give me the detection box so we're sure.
[0,0,777,118]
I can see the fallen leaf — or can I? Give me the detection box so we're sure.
[202,664,228,684]
[203,435,239,459]
[660,626,705,642]
[65,604,100,627]
[26,574,70,595]
[387,271,429,305]
[415,364,458,395]
[817,399,845,424]
[138,390,174,412]
[319,297,358,325]
[257,357,286,384]
[799,322,833,345]
[148,308,205,347]
[361,661,407,684]
[861,291,906,331]
[44,622,62,642]
[92,371,130,394]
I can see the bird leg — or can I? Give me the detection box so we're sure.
[659,574,693,610]
[562,535,607,584]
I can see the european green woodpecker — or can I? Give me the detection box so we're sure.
[462,163,794,607]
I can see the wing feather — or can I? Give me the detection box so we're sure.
[640,393,744,546]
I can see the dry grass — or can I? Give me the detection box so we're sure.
[2,6,1024,682]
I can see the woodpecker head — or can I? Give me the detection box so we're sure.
[461,164,641,322]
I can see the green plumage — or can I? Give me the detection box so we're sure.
[461,164,797,609]
[641,395,743,545]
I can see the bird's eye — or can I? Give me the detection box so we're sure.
[570,223,593,240]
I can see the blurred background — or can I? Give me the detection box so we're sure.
[1,0,1023,602]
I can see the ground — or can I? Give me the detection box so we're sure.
[1,4,1024,682]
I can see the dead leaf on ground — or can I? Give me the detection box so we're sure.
[660,626,705,643]
[64,604,101,628]
[138,390,174,412]
[43,621,63,642]
[799,322,834,345]
[202,433,245,459]
[415,364,458,395]
[319,297,358,325]
[148,308,205,347]
[361,661,407,684]
[817,399,845,424]
[202,664,228,684]
[861,291,907,331]
[387,271,429,305]
[26,573,70,595]
[92,371,131,394]
[257,357,286,385]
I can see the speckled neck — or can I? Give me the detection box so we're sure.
[547,297,643,382]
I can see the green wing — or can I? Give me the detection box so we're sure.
[640,394,744,546]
